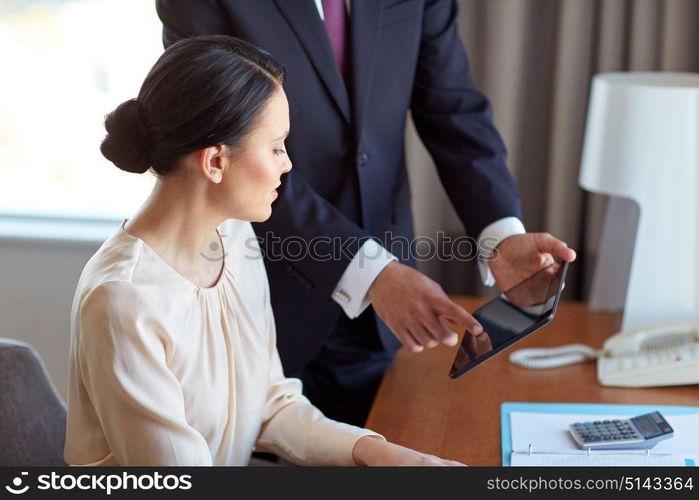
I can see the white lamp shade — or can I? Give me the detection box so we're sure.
[579,72,699,330]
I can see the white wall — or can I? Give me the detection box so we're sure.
[0,236,102,401]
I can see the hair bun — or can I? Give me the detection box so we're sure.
[100,99,151,174]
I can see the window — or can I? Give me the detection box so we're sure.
[0,0,164,219]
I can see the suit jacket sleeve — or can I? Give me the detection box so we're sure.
[155,0,373,299]
[410,0,522,240]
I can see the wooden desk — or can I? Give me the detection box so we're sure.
[365,297,698,465]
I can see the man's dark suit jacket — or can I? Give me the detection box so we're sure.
[156,0,522,374]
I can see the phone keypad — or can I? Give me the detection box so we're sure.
[599,344,699,374]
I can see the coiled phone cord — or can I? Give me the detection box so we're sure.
[509,344,600,369]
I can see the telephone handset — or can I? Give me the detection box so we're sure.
[508,321,699,388]
[597,322,699,387]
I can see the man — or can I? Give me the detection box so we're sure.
[155,0,576,426]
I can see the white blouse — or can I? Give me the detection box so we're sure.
[64,218,382,466]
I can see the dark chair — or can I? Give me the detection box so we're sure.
[0,338,66,466]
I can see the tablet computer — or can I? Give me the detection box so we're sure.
[449,259,569,379]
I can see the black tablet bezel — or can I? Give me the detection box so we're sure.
[448,260,569,379]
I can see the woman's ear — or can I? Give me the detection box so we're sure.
[198,144,227,184]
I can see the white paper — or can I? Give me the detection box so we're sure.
[512,453,695,467]
[509,411,699,467]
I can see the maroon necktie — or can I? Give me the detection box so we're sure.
[321,0,349,85]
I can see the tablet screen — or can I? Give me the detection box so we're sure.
[449,260,568,378]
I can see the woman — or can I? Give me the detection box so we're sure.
[65,35,462,466]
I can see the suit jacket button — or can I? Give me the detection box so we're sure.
[357,152,369,166]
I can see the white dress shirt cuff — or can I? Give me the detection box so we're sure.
[332,239,397,319]
[477,217,526,287]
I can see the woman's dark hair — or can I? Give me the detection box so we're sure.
[100,35,286,175]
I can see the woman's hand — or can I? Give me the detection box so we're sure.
[352,436,465,466]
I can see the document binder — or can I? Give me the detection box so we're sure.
[501,402,699,466]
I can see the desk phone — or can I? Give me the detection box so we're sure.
[569,412,674,450]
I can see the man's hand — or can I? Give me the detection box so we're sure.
[489,232,577,292]
[352,436,465,466]
[368,262,483,352]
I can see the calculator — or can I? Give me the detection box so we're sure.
[569,412,674,450]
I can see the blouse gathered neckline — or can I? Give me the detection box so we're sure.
[118,218,228,291]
